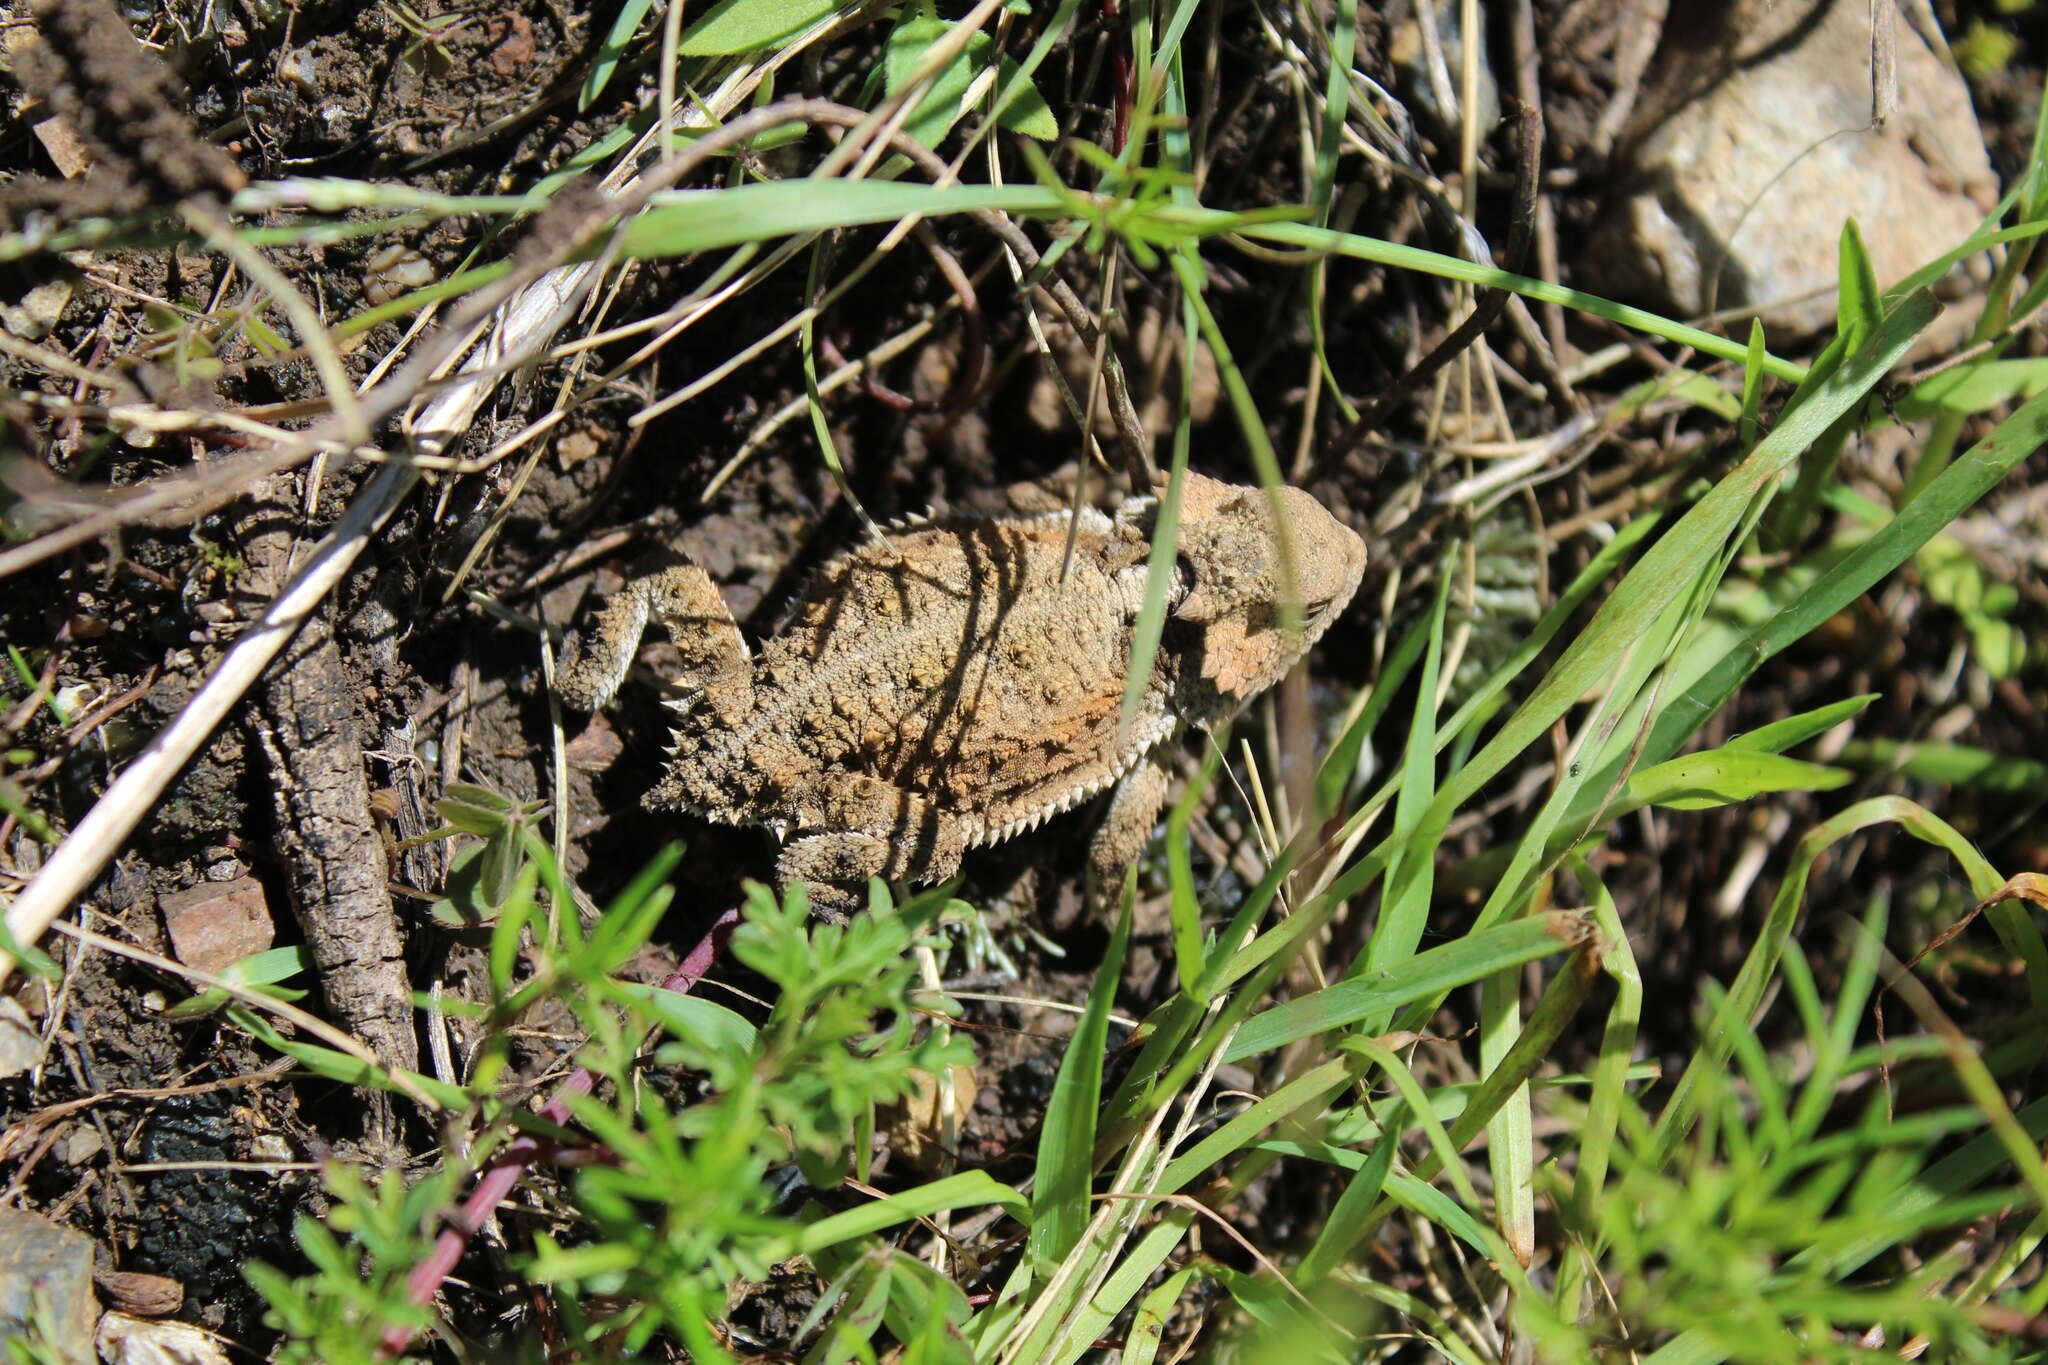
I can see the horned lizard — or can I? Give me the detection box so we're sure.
[557,473,1365,915]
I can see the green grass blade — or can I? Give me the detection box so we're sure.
[1554,857,1642,1319]
[580,0,654,108]
[1417,289,1934,852]
[1120,307,1196,733]
[1353,554,1454,1000]
[1629,383,2048,781]
[796,1171,1028,1255]
[1031,902,1129,1267]
[1224,913,1581,1062]
[1649,796,2000,1163]
[1227,218,1808,381]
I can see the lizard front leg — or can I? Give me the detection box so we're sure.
[1086,747,1176,913]
[776,772,967,920]
[556,560,752,718]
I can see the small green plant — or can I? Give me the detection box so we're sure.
[243,852,978,1362]
[417,783,550,927]
[242,1165,456,1365]
[162,945,310,1020]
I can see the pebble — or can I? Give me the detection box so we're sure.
[0,1210,97,1364]
[159,877,274,978]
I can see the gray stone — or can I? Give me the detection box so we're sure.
[0,1209,97,1364]
[1592,0,1996,337]
[0,997,39,1080]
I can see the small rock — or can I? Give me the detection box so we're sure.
[158,877,274,978]
[485,12,536,76]
[564,716,624,771]
[0,1210,97,1364]
[58,1124,104,1167]
[95,1312,232,1365]
[275,46,319,94]
[1,276,73,340]
[0,997,39,1079]
[246,1132,294,1163]
[31,116,91,178]
[93,1270,182,1318]
[556,428,602,469]
[361,244,435,307]
[1592,0,1996,337]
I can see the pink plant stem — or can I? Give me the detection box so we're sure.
[382,905,744,1358]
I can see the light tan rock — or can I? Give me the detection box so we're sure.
[1593,0,1996,337]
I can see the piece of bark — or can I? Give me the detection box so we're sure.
[240,478,418,1111]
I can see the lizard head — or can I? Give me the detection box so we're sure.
[1162,473,1366,699]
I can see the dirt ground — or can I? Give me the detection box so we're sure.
[1,0,2044,1356]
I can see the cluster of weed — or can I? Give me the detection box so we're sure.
[243,860,971,1363]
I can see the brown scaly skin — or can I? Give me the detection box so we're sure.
[558,473,1366,917]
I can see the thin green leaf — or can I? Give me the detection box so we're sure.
[1623,749,1851,811]
[1898,357,2048,418]
[621,181,1061,258]
[1724,694,1875,753]
[1630,382,2048,784]
[1224,913,1581,1062]
[795,1171,1027,1254]
[1030,900,1128,1267]
[1834,736,2048,795]
[579,0,654,108]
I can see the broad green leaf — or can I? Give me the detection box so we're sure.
[882,15,1058,148]
[439,783,513,835]
[1624,749,1851,811]
[164,947,311,1020]
[219,945,308,985]
[622,982,758,1054]
[992,55,1058,138]
[677,0,840,54]
[1968,616,2026,678]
